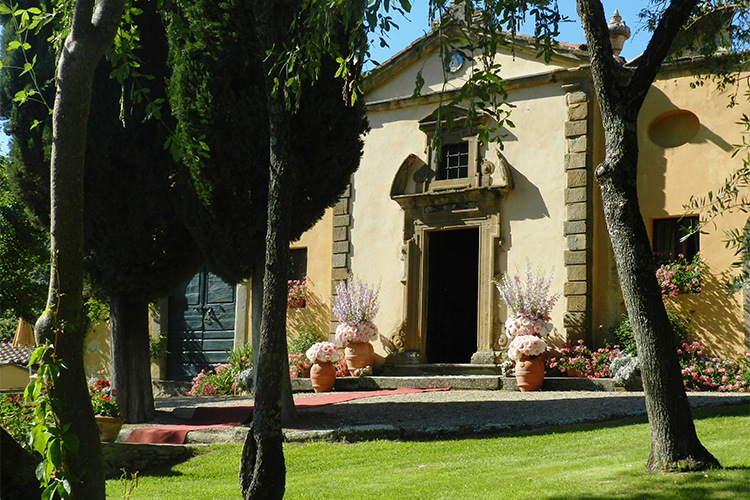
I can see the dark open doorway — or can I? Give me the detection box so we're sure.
[426,228,479,363]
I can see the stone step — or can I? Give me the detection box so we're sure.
[380,363,504,376]
[291,375,620,392]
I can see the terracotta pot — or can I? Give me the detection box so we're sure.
[310,361,336,392]
[566,369,585,378]
[288,298,306,309]
[344,340,374,373]
[95,415,125,442]
[515,356,545,392]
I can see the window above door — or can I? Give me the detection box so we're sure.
[418,106,485,192]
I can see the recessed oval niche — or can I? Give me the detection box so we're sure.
[647,109,700,148]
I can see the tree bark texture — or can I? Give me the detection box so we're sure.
[251,245,297,426]
[239,2,299,498]
[577,0,719,471]
[109,294,155,423]
[1,426,43,500]
[32,0,126,497]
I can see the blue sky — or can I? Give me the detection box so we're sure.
[368,1,652,66]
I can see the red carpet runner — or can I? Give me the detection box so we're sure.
[124,387,448,444]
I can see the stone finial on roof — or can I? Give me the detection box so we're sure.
[607,9,631,57]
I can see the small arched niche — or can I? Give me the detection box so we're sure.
[647,109,700,148]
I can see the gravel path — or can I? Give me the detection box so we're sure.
[134,390,750,442]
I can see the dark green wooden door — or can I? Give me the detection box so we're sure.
[167,269,236,381]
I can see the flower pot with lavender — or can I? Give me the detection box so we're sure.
[332,278,380,376]
[494,265,560,392]
[306,341,340,392]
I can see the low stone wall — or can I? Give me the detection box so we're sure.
[100,442,195,479]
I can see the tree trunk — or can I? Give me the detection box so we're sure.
[32,0,126,497]
[251,260,296,425]
[239,4,299,497]
[578,0,719,472]
[596,133,719,471]
[239,95,295,498]
[110,294,155,423]
[1,426,42,500]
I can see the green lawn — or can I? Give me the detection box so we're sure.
[107,405,750,500]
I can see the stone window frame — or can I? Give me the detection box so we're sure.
[418,107,486,192]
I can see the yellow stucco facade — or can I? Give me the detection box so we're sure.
[297,30,749,362]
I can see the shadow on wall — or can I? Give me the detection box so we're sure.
[503,166,549,224]
[672,268,744,358]
[286,282,331,343]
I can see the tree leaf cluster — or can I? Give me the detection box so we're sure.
[166,0,369,283]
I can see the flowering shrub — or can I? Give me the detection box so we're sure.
[334,356,350,377]
[0,394,36,447]
[334,320,378,344]
[546,340,622,378]
[656,253,707,300]
[306,341,340,363]
[613,308,690,356]
[508,335,548,360]
[547,337,749,392]
[289,352,313,379]
[88,370,119,417]
[288,277,308,307]
[678,340,749,392]
[186,343,253,396]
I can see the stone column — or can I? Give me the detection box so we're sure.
[562,83,593,342]
[329,182,353,338]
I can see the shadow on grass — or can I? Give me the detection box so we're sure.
[544,466,750,500]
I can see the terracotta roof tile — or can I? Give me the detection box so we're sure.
[0,341,32,367]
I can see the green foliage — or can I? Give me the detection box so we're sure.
[148,335,168,361]
[0,156,49,324]
[613,308,691,356]
[287,327,324,355]
[24,343,80,499]
[166,0,368,282]
[0,393,37,448]
[0,309,19,341]
[186,343,253,396]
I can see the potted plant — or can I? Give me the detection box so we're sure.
[332,277,379,376]
[89,370,124,442]
[287,277,308,308]
[494,265,559,392]
[305,341,340,392]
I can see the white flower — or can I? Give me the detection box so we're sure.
[334,320,378,345]
[306,341,341,363]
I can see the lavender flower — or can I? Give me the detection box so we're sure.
[494,265,559,321]
[332,278,380,324]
